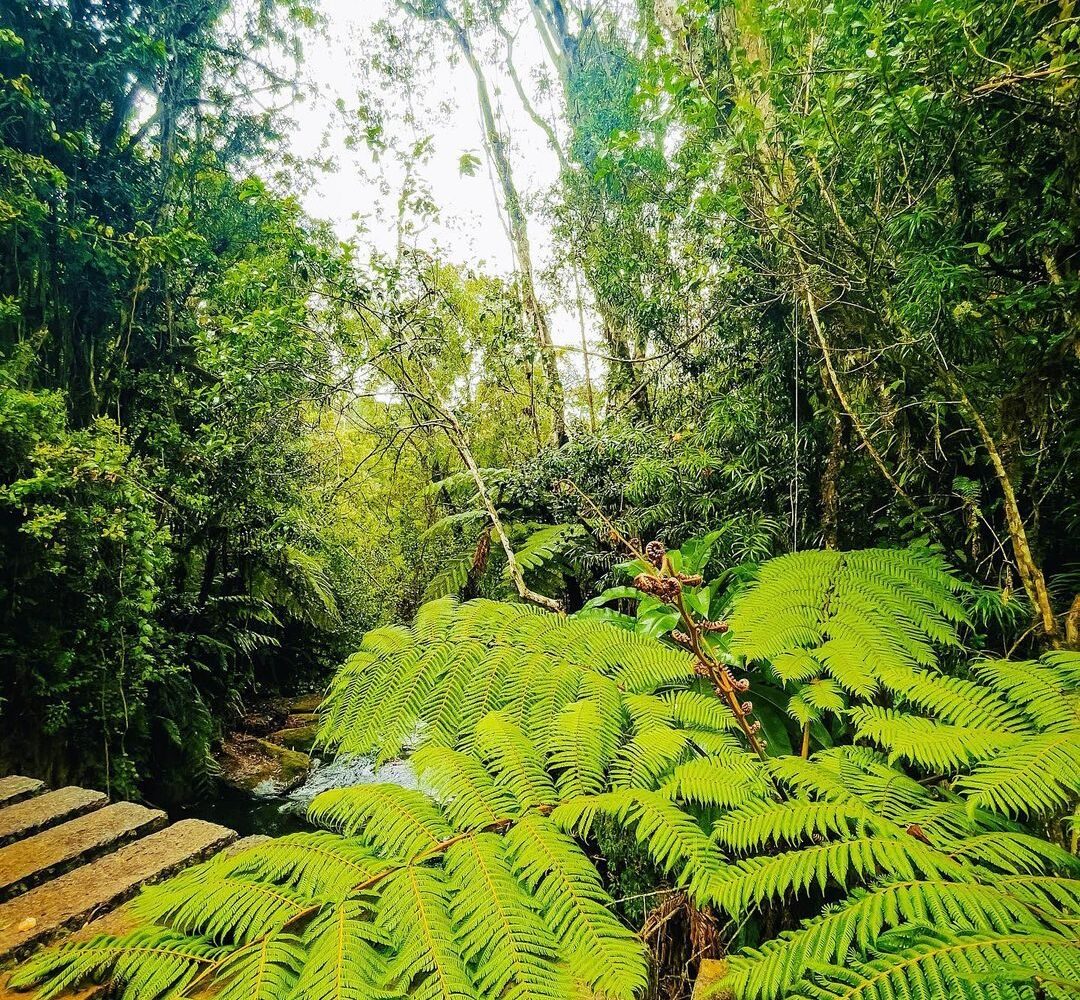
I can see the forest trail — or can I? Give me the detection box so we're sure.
[0,776,260,978]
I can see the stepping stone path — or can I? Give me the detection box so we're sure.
[0,775,240,995]
[0,789,108,847]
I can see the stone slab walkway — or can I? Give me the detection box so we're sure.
[0,776,238,978]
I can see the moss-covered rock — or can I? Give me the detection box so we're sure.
[269,723,318,752]
[289,694,323,714]
[216,734,310,795]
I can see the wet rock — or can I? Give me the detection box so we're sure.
[269,723,318,752]
[216,734,310,796]
[235,699,290,737]
[284,712,318,729]
[289,693,323,714]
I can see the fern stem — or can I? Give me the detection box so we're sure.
[560,479,769,758]
[671,579,768,761]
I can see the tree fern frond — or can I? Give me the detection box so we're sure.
[883,667,1033,733]
[214,933,304,1000]
[411,747,518,832]
[606,639,695,694]
[611,726,692,789]
[444,833,567,1000]
[473,713,558,811]
[706,835,966,917]
[947,832,1080,876]
[17,562,1080,1000]
[896,800,1008,845]
[552,789,718,894]
[292,901,394,1000]
[799,678,847,715]
[376,866,476,1000]
[765,755,860,804]
[223,833,385,898]
[623,693,675,732]
[814,637,880,699]
[515,663,592,750]
[850,707,1018,771]
[503,815,647,1000]
[8,930,223,1000]
[133,872,312,945]
[956,731,1080,819]
[544,699,613,798]
[825,748,939,820]
[790,929,1080,1000]
[713,799,884,855]
[423,548,477,603]
[770,749,935,823]
[663,755,772,809]
[418,509,486,544]
[508,523,586,581]
[307,785,452,860]
[1043,651,1080,689]
[664,691,740,735]
[318,600,694,763]
[973,658,1080,733]
[722,877,1058,1000]
[771,650,823,684]
[994,875,1080,920]
[730,550,966,681]
[451,645,517,745]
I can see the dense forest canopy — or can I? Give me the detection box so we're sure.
[1,0,1079,997]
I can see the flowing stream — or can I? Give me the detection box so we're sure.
[182,753,418,838]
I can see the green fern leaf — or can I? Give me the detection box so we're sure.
[214,933,304,1000]
[133,870,311,945]
[223,833,385,899]
[957,731,1080,819]
[376,866,476,1000]
[444,833,567,1000]
[712,799,884,855]
[472,713,558,811]
[503,814,647,999]
[789,929,1080,1000]
[292,901,394,1000]
[850,707,1018,771]
[411,747,518,831]
[8,930,223,1000]
[307,785,452,861]
[722,876,1065,1000]
[707,835,967,917]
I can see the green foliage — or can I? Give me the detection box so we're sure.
[12,778,648,1000]
[16,547,1080,1000]
[5,0,1080,991]
[0,2,377,796]
[729,549,969,680]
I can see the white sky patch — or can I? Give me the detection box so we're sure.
[276,0,597,374]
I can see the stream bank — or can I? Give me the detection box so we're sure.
[179,694,417,837]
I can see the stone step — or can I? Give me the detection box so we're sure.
[0,780,44,810]
[0,789,107,847]
[0,819,235,961]
[0,802,167,898]
[0,833,259,998]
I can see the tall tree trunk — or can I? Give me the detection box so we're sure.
[409,1,568,444]
[664,2,1062,641]
[820,388,846,550]
[522,0,647,413]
